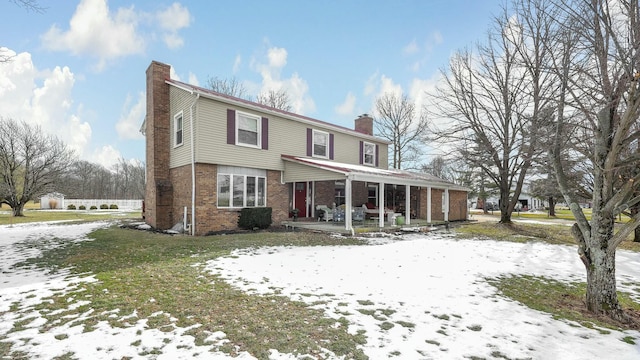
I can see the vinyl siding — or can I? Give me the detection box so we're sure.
[169,87,195,168]
[283,161,346,182]
[188,93,389,170]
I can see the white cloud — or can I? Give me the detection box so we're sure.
[232,55,242,73]
[250,44,315,115]
[403,39,419,55]
[41,0,145,71]
[335,92,356,116]
[91,145,122,168]
[0,49,93,157]
[169,66,180,81]
[156,2,192,50]
[40,0,192,70]
[116,92,145,140]
[405,31,445,72]
[267,47,287,69]
[364,71,380,97]
[188,72,199,86]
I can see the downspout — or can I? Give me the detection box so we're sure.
[190,94,200,235]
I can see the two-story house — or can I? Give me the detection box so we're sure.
[143,61,468,235]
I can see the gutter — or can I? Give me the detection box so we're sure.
[190,94,200,235]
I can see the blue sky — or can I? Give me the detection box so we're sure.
[0,0,503,167]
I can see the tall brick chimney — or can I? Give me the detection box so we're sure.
[354,114,373,135]
[145,61,173,230]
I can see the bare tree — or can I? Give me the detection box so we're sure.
[9,0,45,12]
[205,76,249,99]
[0,118,75,216]
[374,93,429,170]
[256,89,292,112]
[2,0,45,63]
[542,0,640,321]
[429,2,553,223]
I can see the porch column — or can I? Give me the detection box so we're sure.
[378,181,385,228]
[292,182,297,214]
[345,177,352,231]
[427,186,432,223]
[405,184,411,225]
[444,188,449,222]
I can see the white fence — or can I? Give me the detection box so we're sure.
[62,199,143,210]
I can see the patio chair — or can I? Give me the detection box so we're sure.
[352,207,365,223]
[316,205,334,222]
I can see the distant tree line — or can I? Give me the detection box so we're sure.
[0,117,144,216]
[57,158,145,200]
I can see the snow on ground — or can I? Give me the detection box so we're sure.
[0,222,261,360]
[2,221,640,359]
[207,232,640,359]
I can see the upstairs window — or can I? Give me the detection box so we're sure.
[236,111,261,148]
[174,112,183,147]
[313,130,329,158]
[363,142,375,166]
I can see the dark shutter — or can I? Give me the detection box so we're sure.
[227,109,235,145]
[329,133,334,160]
[359,141,363,164]
[375,144,379,167]
[261,117,269,150]
[306,128,312,156]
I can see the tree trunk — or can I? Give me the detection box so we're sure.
[548,196,555,217]
[584,246,626,320]
[12,202,25,217]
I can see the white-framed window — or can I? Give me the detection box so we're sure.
[217,166,266,208]
[367,183,378,205]
[174,111,183,147]
[312,129,329,158]
[236,111,261,148]
[363,141,375,166]
[335,181,345,206]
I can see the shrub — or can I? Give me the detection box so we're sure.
[238,207,272,230]
[109,204,118,209]
[79,205,86,210]
[67,204,76,210]
[90,205,97,210]
[100,204,108,209]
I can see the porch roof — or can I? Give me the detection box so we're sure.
[281,155,469,191]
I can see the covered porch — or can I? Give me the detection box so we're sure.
[281,155,469,232]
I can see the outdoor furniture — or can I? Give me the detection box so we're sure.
[352,207,365,223]
[333,207,345,222]
[316,205,333,222]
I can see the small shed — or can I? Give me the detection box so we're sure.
[40,192,65,209]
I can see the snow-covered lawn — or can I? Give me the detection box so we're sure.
[1,221,639,359]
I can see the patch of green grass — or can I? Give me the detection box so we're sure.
[379,322,394,330]
[621,336,636,344]
[425,339,440,346]
[10,226,369,360]
[467,324,482,331]
[456,222,640,252]
[357,299,375,306]
[433,314,450,321]
[378,308,396,317]
[52,352,77,360]
[488,275,640,332]
[395,321,415,328]
[54,333,69,340]
[456,222,575,245]
[0,209,140,226]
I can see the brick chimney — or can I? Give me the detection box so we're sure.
[145,61,173,230]
[354,114,373,135]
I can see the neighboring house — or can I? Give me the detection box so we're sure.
[142,61,468,235]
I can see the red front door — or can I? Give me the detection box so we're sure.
[294,182,307,217]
